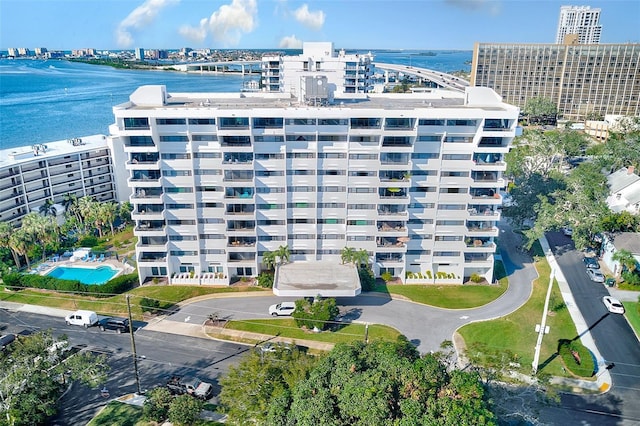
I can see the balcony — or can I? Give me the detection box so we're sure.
[227,220,256,232]
[138,253,167,264]
[228,252,256,262]
[377,221,407,232]
[131,188,163,201]
[228,237,257,247]
[376,237,407,248]
[465,238,496,250]
[379,188,407,199]
[375,254,404,263]
[135,221,166,235]
[379,171,411,182]
[132,205,164,220]
[377,206,408,216]
[225,204,255,215]
[225,188,254,199]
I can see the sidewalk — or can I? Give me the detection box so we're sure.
[539,236,612,393]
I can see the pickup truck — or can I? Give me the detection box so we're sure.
[166,375,213,400]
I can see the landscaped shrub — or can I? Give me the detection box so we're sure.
[557,339,595,377]
[469,273,483,283]
[358,266,375,291]
[140,297,161,314]
[381,271,393,283]
[78,235,99,247]
[2,271,137,296]
[621,271,640,286]
[293,297,339,331]
[256,272,274,288]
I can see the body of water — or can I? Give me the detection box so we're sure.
[0,50,471,151]
[46,264,119,285]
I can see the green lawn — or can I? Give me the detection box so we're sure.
[371,280,507,309]
[87,401,146,426]
[0,284,265,319]
[459,243,596,380]
[623,301,640,338]
[223,318,401,345]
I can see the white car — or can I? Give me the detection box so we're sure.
[602,296,625,314]
[586,268,605,283]
[268,301,296,316]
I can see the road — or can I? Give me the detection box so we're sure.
[0,309,248,426]
[544,231,640,424]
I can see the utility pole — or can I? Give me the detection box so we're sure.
[532,267,555,375]
[126,295,142,394]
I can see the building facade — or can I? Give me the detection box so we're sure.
[471,42,640,120]
[556,5,602,44]
[109,82,518,286]
[0,135,121,226]
[261,42,373,95]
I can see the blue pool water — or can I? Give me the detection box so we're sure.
[47,265,118,285]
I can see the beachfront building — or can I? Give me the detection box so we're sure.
[109,78,518,287]
[261,42,373,95]
[556,5,602,45]
[0,135,122,226]
[470,41,640,120]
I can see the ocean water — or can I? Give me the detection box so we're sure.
[0,50,471,151]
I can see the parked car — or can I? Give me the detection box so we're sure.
[586,268,605,283]
[0,334,16,351]
[269,301,296,316]
[65,310,99,328]
[166,375,213,400]
[258,342,293,353]
[602,296,625,314]
[583,256,600,269]
[98,317,130,333]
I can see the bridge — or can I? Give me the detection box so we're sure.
[170,60,470,92]
[372,62,469,92]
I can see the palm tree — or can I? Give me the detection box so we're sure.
[22,212,57,262]
[274,245,290,264]
[353,249,370,267]
[341,246,355,264]
[9,228,32,270]
[612,249,638,277]
[0,222,21,268]
[118,201,133,224]
[62,192,81,222]
[100,202,118,236]
[262,251,277,271]
[39,198,57,217]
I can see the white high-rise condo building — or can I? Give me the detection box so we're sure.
[109,44,518,290]
[556,5,602,44]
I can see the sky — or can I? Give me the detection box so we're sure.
[1,0,639,51]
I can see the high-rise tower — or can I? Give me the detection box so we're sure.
[556,5,602,44]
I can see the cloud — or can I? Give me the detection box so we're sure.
[179,0,258,46]
[445,0,501,15]
[115,0,179,48]
[279,35,303,48]
[293,4,325,30]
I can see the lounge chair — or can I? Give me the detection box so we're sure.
[88,254,97,262]
[98,254,105,262]
[81,254,89,262]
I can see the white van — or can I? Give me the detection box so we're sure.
[65,310,98,328]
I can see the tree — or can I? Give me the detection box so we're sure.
[522,97,557,124]
[100,202,118,236]
[117,201,133,224]
[274,245,290,264]
[262,251,277,271]
[340,246,356,264]
[38,198,57,217]
[167,394,203,426]
[0,330,109,426]
[0,222,20,269]
[292,297,340,331]
[8,228,32,270]
[219,343,317,425]
[612,249,638,277]
[142,387,173,423]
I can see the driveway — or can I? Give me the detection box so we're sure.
[164,219,537,353]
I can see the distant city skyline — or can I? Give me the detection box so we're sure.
[1,0,639,51]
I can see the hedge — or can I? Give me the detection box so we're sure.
[2,272,138,297]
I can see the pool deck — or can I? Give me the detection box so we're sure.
[35,256,135,278]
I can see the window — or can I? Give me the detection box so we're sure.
[438,204,466,210]
[287,186,314,192]
[411,186,436,193]
[319,152,346,159]
[418,119,445,126]
[417,135,442,142]
[194,169,221,175]
[189,118,216,125]
[436,220,465,226]
[167,219,195,225]
[433,251,460,257]
[124,117,149,130]
[348,204,376,209]
[258,219,285,225]
[256,187,285,194]
[286,152,316,159]
[441,171,469,177]
[256,170,284,177]
[382,136,412,147]
[166,203,194,209]
[350,118,381,129]
[318,135,347,142]
[169,235,197,241]
[285,118,316,125]
[442,154,471,161]
[446,119,477,127]
[319,202,345,208]
[221,135,251,146]
[318,186,346,192]
[288,218,315,224]
[286,134,316,142]
[318,170,345,176]
[198,218,224,224]
[165,187,193,193]
[385,118,415,129]
[257,204,284,210]
[159,135,189,142]
[157,118,186,125]
[288,202,315,208]
[348,220,373,225]
[192,135,217,141]
[347,236,374,241]
[318,118,348,125]
[258,235,286,241]
[219,117,249,128]
[350,135,378,143]
[253,117,284,128]
[348,187,375,193]
[161,153,191,159]
[196,186,223,192]
[197,202,223,208]
[199,234,226,239]
[439,187,468,194]
[411,153,439,159]
[349,170,375,177]
[255,153,284,160]
[318,234,345,240]
[288,234,315,239]
[254,135,284,143]
[407,250,431,255]
[435,235,463,241]
[162,170,191,177]
[194,152,221,158]
[318,218,345,224]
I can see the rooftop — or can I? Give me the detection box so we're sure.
[0,134,108,169]
[273,261,361,298]
[607,167,640,193]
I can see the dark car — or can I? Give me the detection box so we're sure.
[0,334,16,350]
[98,317,130,334]
[583,256,600,269]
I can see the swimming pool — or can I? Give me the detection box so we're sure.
[46,265,120,285]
